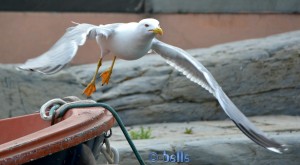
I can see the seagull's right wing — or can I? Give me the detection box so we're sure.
[151,39,287,154]
[17,23,119,74]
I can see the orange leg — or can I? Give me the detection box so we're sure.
[82,58,102,97]
[100,56,117,85]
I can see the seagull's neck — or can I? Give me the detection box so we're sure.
[135,27,156,43]
[130,26,156,52]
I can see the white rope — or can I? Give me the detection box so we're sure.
[39,96,95,121]
[100,138,120,164]
[39,98,67,120]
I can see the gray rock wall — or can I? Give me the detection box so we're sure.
[1,30,300,125]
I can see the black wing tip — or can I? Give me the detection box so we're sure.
[16,64,64,75]
[16,66,47,74]
[232,120,287,154]
[16,65,33,72]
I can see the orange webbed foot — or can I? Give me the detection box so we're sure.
[100,68,113,85]
[82,82,96,97]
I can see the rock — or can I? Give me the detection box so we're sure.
[1,31,300,125]
[0,65,86,118]
[101,115,300,165]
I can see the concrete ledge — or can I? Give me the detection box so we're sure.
[104,116,300,165]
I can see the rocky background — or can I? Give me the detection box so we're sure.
[1,30,300,124]
[1,30,300,164]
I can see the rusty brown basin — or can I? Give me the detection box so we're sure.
[0,107,115,164]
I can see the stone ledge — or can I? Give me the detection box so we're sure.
[102,115,300,165]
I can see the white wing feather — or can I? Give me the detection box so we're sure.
[17,23,118,74]
[151,39,287,153]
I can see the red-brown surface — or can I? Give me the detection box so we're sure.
[0,107,115,164]
[1,12,300,64]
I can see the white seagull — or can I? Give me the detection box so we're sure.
[18,18,287,153]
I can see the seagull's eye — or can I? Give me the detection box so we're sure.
[144,24,149,27]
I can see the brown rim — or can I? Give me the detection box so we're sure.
[0,107,115,164]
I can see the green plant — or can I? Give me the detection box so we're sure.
[130,127,153,140]
[184,127,193,134]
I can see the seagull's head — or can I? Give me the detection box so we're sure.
[138,18,163,36]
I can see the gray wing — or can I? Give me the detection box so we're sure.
[17,23,119,74]
[151,39,287,154]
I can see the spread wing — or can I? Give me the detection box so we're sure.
[151,39,287,154]
[17,23,120,74]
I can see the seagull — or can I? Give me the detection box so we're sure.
[18,18,287,153]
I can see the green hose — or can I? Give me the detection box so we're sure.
[56,102,146,165]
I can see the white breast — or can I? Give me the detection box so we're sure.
[109,23,153,60]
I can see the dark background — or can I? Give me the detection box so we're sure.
[1,0,300,13]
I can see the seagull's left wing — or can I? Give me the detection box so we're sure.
[151,39,287,153]
[17,23,118,74]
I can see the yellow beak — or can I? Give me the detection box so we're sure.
[150,27,163,35]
